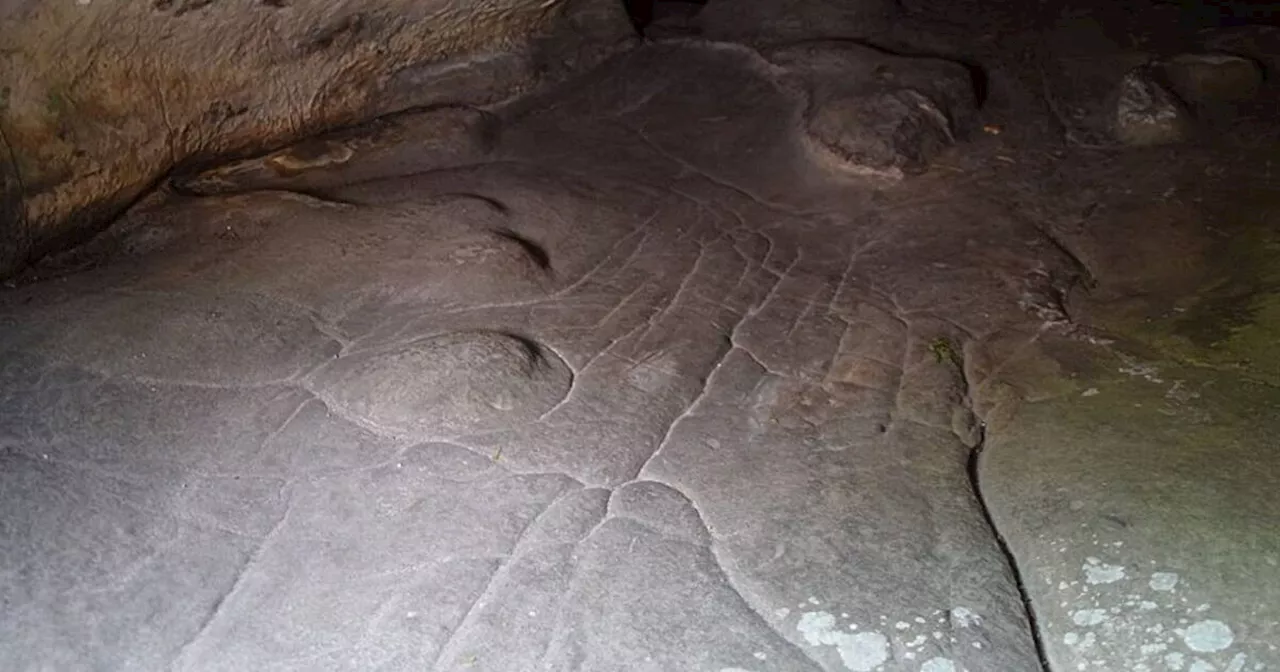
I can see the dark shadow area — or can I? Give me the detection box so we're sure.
[624,0,708,33]
[493,228,552,270]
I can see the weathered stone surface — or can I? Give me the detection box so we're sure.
[0,0,635,279]
[172,106,500,196]
[1112,67,1193,146]
[1203,24,1280,75]
[766,42,977,180]
[1158,52,1265,104]
[804,89,961,179]
[22,189,565,318]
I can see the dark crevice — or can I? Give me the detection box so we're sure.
[778,36,992,108]
[498,331,558,377]
[426,191,510,215]
[492,228,552,270]
[5,175,168,287]
[623,0,708,34]
[950,336,1050,669]
[968,441,1052,671]
[168,181,360,209]
[0,119,28,278]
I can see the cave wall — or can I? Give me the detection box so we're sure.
[0,0,635,278]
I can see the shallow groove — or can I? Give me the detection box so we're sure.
[429,486,581,671]
[637,474,829,672]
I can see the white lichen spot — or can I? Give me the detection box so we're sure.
[808,597,821,605]
[798,612,839,644]
[1150,572,1179,592]
[950,607,982,628]
[754,652,767,660]
[1189,660,1216,672]
[1139,601,1159,611]
[1083,560,1127,585]
[906,635,927,648]
[1141,643,1168,656]
[1064,632,1081,646]
[1118,357,1164,383]
[1195,603,1211,613]
[837,632,891,670]
[895,621,910,630]
[1082,388,1100,397]
[1225,653,1247,672]
[921,658,957,672]
[1183,620,1234,653]
[1081,633,1097,648]
[776,608,791,619]
[1165,652,1186,670]
[1072,609,1109,627]
[796,611,889,672]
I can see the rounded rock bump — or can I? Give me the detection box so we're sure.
[310,330,572,439]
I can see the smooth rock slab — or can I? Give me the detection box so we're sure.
[4,290,340,386]
[1,34,1078,672]
[0,448,276,672]
[170,442,578,671]
[310,330,573,439]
